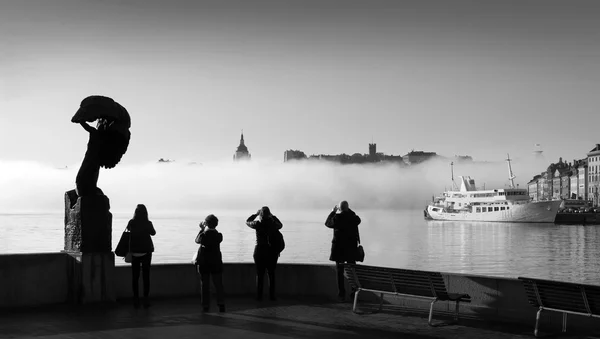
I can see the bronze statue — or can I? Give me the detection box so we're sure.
[72,96,131,196]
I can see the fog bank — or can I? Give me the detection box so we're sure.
[0,158,545,214]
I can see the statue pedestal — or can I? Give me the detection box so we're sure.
[63,190,115,304]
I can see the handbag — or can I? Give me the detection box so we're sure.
[356,244,365,262]
[115,227,130,257]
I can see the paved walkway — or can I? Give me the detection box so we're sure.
[1,297,599,339]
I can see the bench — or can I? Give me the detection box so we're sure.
[519,277,600,337]
[344,264,471,326]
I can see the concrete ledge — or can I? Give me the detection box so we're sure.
[0,253,69,307]
[0,252,598,332]
[113,262,341,300]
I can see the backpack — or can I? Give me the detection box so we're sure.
[268,229,285,254]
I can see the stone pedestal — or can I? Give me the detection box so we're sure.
[65,252,116,304]
[64,190,115,304]
[64,190,112,253]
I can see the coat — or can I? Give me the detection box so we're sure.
[196,228,223,273]
[246,214,283,258]
[127,219,156,253]
[325,209,361,262]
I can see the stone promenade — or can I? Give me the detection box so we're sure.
[1,297,599,339]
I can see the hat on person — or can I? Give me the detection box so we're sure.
[204,214,219,228]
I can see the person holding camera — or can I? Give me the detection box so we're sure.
[246,206,283,301]
[325,200,361,302]
[195,214,225,312]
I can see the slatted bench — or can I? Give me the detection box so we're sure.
[519,277,600,337]
[344,264,471,326]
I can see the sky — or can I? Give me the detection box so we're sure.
[1,0,599,167]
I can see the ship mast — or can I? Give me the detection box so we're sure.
[506,153,516,188]
[451,161,458,190]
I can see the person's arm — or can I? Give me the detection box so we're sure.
[196,231,205,245]
[80,122,95,133]
[217,232,223,244]
[272,215,283,229]
[148,221,156,236]
[325,211,336,228]
[246,214,259,229]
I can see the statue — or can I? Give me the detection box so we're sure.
[71,96,131,196]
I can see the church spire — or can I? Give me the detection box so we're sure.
[240,129,244,145]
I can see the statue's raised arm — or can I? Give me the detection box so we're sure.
[73,96,131,196]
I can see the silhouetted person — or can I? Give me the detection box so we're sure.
[127,204,156,308]
[246,206,283,301]
[325,200,361,302]
[195,214,225,312]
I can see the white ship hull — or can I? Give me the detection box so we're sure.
[425,200,562,223]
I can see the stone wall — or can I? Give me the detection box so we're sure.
[0,252,598,331]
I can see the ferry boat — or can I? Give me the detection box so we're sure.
[424,155,562,223]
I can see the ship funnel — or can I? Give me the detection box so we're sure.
[459,176,477,192]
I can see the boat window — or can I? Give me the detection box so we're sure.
[501,207,505,210]
[476,207,481,213]
[432,208,439,212]
[494,207,499,211]
[482,207,487,212]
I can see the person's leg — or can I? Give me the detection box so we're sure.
[201,269,211,311]
[347,260,356,299]
[212,272,225,312]
[254,252,266,301]
[141,253,152,307]
[335,261,346,299]
[131,256,141,307]
[267,252,278,300]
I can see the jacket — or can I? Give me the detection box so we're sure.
[246,214,283,247]
[325,209,361,262]
[127,219,156,253]
[195,228,223,272]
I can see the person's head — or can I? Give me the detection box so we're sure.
[133,204,149,221]
[204,214,219,229]
[337,201,349,214]
[259,206,272,218]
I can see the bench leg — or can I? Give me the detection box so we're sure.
[562,312,567,333]
[379,293,384,311]
[352,289,360,313]
[428,298,438,326]
[454,300,460,321]
[534,307,543,337]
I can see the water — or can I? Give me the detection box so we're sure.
[1,209,599,285]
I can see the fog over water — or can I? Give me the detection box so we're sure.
[0,157,546,214]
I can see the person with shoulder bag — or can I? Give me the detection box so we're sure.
[246,206,283,301]
[195,214,225,312]
[127,204,156,309]
[325,200,361,302]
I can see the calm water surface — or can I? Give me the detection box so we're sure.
[1,209,599,285]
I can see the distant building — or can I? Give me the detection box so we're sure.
[577,158,589,201]
[292,142,404,165]
[284,150,307,162]
[528,175,541,201]
[402,150,438,165]
[233,132,251,161]
[157,158,175,163]
[587,144,600,206]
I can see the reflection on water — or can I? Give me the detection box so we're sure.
[1,209,599,284]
